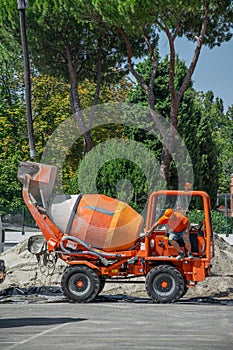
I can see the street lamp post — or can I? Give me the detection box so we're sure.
[17,0,36,159]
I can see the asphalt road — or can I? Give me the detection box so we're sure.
[0,297,233,350]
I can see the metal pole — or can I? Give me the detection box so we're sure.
[17,1,36,159]
[225,194,228,237]
[230,174,233,218]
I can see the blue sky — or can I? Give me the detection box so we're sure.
[159,35,233,112]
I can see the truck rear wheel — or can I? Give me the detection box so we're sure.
[61,265,100,303]
[145,265,185,303]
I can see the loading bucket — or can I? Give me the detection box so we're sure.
[17,161,57,209]
[49,193,143,251]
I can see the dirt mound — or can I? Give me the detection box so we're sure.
[0,239,66,290]
[0,233,233,299]
[185,234,233,299]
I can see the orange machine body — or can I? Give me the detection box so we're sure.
[18,161,214,298]
[48,193,143,251]
[69,194,143,251]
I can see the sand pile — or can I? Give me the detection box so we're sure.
[185,234,233,299]
[0,239,66,290]
[0,233,233,299]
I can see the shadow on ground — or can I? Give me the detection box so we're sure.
[1,286,233,305]
[0,317,87,328]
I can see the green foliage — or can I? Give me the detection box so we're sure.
[0,61,32,210]
[32,74,71,159]
[68,138,165,212]
[188,209,233,235]
[216,104,233,193]
[19,0,145,87]
[127,55,192,118]
[93,0,233,192]
[0,59,133,209]
[0,0,232,214]
[93,0,233,46]
[127,55,224,204]
[0,0,21,61]
[192,92,221,205]
[127,57,191,182]
[0,63,29,159]
[0,153,25,211]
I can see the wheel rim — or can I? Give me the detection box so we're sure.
[153,273,175,297]
[68,273,91,296]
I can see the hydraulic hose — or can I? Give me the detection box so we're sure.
[59,240,109,266]
[61,235,122,258]
[60,236,123,266]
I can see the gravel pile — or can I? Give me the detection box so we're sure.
[0,233,233,299]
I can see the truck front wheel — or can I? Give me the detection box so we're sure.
[98,276,106,295]
[61,265,100,303]
[145,265,185,303]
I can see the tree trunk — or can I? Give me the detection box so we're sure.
[65,44,92,154]
[88,35,103,130]
[160,3,208,185]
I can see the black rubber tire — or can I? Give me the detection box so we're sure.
[145,265,185,303]
[61,265,100,303]
[98,277,106,295]
[180,283,188,298]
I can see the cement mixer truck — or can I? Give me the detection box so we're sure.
[18,161,214,303]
